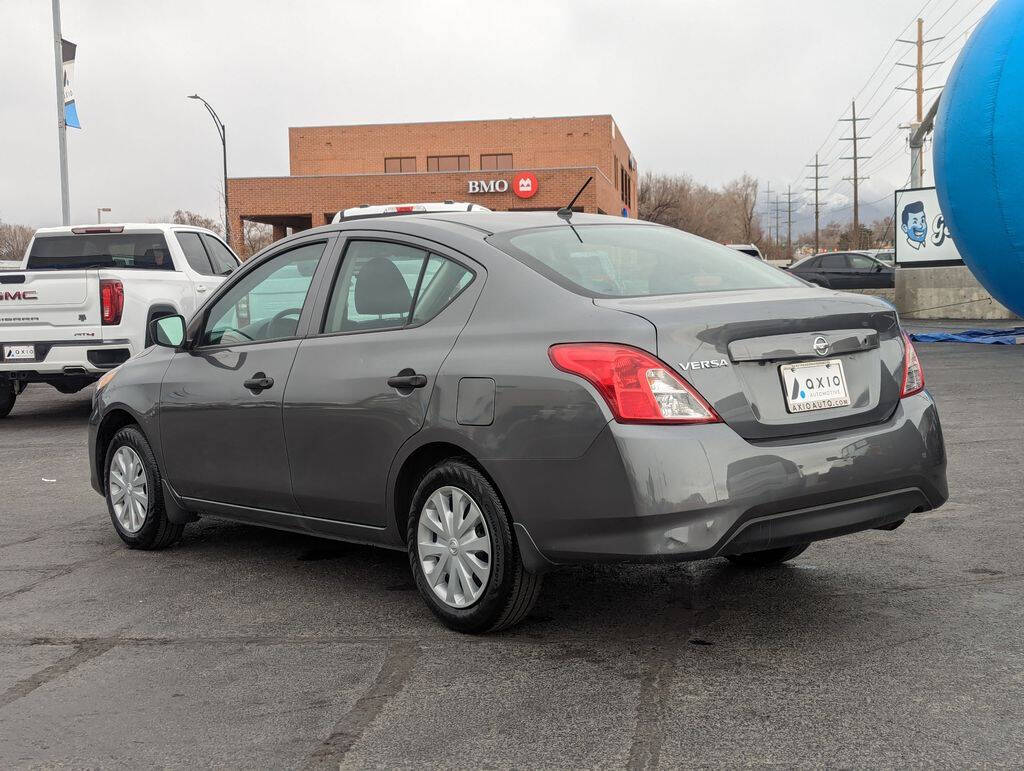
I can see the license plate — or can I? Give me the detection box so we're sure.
[780,359,850,413]
[2,344,35,361]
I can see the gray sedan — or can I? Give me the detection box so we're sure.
[88,212,947,632]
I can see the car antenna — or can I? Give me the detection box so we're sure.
[557,176,592,243]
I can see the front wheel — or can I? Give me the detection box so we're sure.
[105,425,184,550]
[0,382,16,418]
[407,460,542,633]
[726,543,809,567]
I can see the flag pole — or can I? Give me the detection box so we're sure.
[52,0,70,225]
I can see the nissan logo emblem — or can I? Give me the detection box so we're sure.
[813,336,830,356]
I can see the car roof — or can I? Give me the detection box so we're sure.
[32,223,221,236]
[341,210,644,236]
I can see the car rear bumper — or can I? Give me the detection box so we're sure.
[496,391,947,568]
[0,338,133,381]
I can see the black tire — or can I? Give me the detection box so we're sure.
[407,459,542,633]
[104,425,184,550]
[726,543,809,567]
[0,382,16,418]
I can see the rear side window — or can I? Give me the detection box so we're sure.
[28,233,175,271]
[201,234,239,275]
[820,254,849,270]
[848,254,878,270]
[175,232,215,275]
[322,241,473,334]
[491,225,800,298]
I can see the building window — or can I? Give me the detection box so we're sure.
[620,166,632,207]
[614,158,620,189]
[480,153,513,170]
[384,157,416,173]
[427,155,469,172]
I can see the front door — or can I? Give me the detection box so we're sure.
[159,238,332,511]
[283,237,481,526]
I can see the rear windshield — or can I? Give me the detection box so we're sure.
[27,233,175,271]
[491,224,800,298]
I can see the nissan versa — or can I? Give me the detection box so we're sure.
[88,212,947,633]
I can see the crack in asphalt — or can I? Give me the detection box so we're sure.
[0,552,119,603]
[0,640,116,709]
[305,639,419,769]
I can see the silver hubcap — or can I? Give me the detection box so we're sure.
[417,486,492,608]
[109,446,148,534]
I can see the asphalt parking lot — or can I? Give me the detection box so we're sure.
[1,340,1022,768]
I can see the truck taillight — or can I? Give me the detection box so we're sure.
[100,279,124,325]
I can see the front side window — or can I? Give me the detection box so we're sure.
[200,234,238,275]
[200,241,325,346]
[491,225,801,298]
[175,232,214,275]
[427,155,469,172]
[28,233,174,271]
[323,241,473,334]
[480,153,513,170]
[848,254,879,270]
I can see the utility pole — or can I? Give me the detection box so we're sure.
[840,100,871,248]
[897,18,943,186]
[773,193,782,252]
[784,185,797,261]
[806,154,828,254]
[51,0,70,225]
[762,181,773,245]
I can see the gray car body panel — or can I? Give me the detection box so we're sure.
[89,212,947,569]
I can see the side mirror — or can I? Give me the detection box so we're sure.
[151,314,186,348]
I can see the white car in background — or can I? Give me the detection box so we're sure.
[0,223,239,417]
[726,243,765,260]
[332,201,490,223]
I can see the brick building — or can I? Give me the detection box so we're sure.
[225,114,637,255]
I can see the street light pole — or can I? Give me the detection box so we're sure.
[97,206,110,223]
[188,94,229,244]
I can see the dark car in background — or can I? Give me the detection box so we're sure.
[788,251,895,289]
[87,213,945,633]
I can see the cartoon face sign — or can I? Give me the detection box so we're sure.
[901,201,928,249]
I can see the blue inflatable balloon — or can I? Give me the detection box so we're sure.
[933,0,1024,317]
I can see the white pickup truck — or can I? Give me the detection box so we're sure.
[0,223,239,417]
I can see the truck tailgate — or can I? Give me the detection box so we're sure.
[0,271,101,341]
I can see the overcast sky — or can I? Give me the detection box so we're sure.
[0,0,992,233]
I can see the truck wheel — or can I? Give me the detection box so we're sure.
[726,543,809,567]
[407,459,542,633]
[105,425,184,550]
[0,382,16,418]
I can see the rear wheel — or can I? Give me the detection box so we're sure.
[407,459,542,633]
[726,543,809,567]
[0,382,16,418]
[105,425,184,550]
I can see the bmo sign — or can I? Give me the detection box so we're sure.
[468,172,538,199]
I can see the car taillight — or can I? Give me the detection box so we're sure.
[100,279,124,325]
[549,343,720,424]
[900,332,925,397]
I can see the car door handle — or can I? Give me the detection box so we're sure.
[387,372,427,390]
[243,372,275,393]
[197,285,208,293]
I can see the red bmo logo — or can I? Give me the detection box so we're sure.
[512,172,538,199]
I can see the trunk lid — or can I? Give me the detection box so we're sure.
[597,286,905,439]
[0,271,101,340]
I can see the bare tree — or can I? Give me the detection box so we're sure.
[722,174,760,243]
[242,220,272,259]
[0,222,35,262]
[170,209,222,234]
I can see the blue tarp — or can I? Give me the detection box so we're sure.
[909,327,1024,345]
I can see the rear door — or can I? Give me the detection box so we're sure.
[283,235,481,526]
[173,231,221,305]
[817,253,852,288]
[159,236,334,511]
